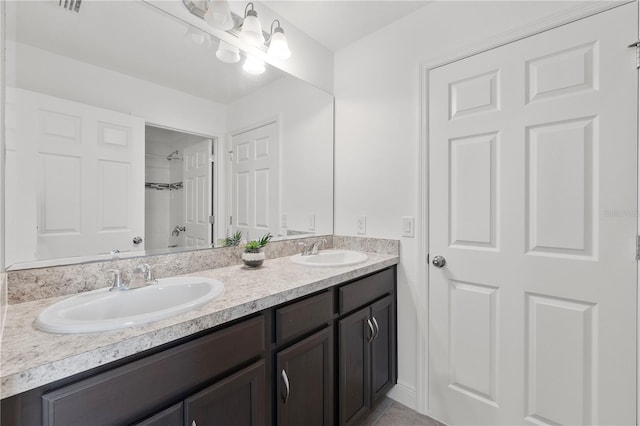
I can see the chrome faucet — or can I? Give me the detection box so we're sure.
[131,263,157,288]
[299,238,327,256]
[106,269,128,291]
[172,226,186,237]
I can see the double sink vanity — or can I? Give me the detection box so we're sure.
[1,236,399,426]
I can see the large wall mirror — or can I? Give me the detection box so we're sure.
[4,1,334,270]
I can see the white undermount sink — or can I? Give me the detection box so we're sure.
[290,250,368,267]
[35,276,224,334]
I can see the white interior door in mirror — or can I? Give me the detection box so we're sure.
[5,89,144,265]
[183,139,212,248]
[231,122,279,242]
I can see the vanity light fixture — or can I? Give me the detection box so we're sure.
[267,20,291,60]
[181,0,293,69]
[216,40,241,64]
[239,2,265,47]
[204,0,233,31]
[243,55,266,75]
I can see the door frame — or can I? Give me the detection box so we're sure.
[145,122,221,247]
[416,0,637,417]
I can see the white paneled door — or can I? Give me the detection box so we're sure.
[183,139,212,248]
[231,122,279,241]
[428,4,637,425]
[6,89,144,264]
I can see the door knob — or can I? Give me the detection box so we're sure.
[432,255,446,268]
[133,236,143,245]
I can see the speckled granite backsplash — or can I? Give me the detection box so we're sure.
[6,236,399,304]
[333,236,399,255]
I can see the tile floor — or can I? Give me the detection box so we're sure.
[358,397,445,426]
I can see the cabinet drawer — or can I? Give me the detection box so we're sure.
[338,268,394,315]
[276,291,333,344]
[42,315,265,426]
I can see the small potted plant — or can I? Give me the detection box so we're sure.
[242,233,273,268]
[220,230,243,247]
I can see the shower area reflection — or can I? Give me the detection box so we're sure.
[144,125,213,251]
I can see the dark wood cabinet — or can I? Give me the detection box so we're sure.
[338,280,396,426]
[276,326,334,426]
[39,316,265,426]
[185,360,266,426]
[1,266,397,426]
[132,403,183,426]
[370,295,396,402]
[131,360,266,426]
[338,307,371,425]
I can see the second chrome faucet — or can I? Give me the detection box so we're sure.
[298,238,327,256]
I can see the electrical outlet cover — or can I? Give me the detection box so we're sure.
[357,215,367,235]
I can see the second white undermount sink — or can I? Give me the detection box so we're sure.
[290,250,368,267]
[35,276,224,334]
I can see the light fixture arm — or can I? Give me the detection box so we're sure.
[267,19,285,43]
[270,19,282,34]
[244,2,256,18]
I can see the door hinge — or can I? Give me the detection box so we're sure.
[636,235,640,260]
[209,215,215,224]
[628,41,640,69]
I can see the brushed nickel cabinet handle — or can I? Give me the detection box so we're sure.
[372,316,380,341]
[282,369,290,403]
[367,319,375,344]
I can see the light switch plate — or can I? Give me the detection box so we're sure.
[357,215,367,235]
[402,216,415,237]
[281,214,288,228]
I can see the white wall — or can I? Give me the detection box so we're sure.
[333,0,597,410]
[12,43,227,137]
[227,77,334,237]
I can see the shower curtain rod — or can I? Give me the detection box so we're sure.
[145,182,184,191]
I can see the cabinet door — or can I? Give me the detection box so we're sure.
[184,360,266,426]
[338,307,371,426]
[370,295,396,402]
[132,403,183,426]
[277,326,333,426]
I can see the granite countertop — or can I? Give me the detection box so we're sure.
[1,252,399,399]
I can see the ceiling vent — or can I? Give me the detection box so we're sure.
[58,0,81,13]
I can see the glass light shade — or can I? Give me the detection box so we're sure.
[243,56,265,75]
[216,40,240,64]
[204,0,233,31]
[268,30,291,60]
[240,11,265,46]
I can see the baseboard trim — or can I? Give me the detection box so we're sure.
[386,381,417,410]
